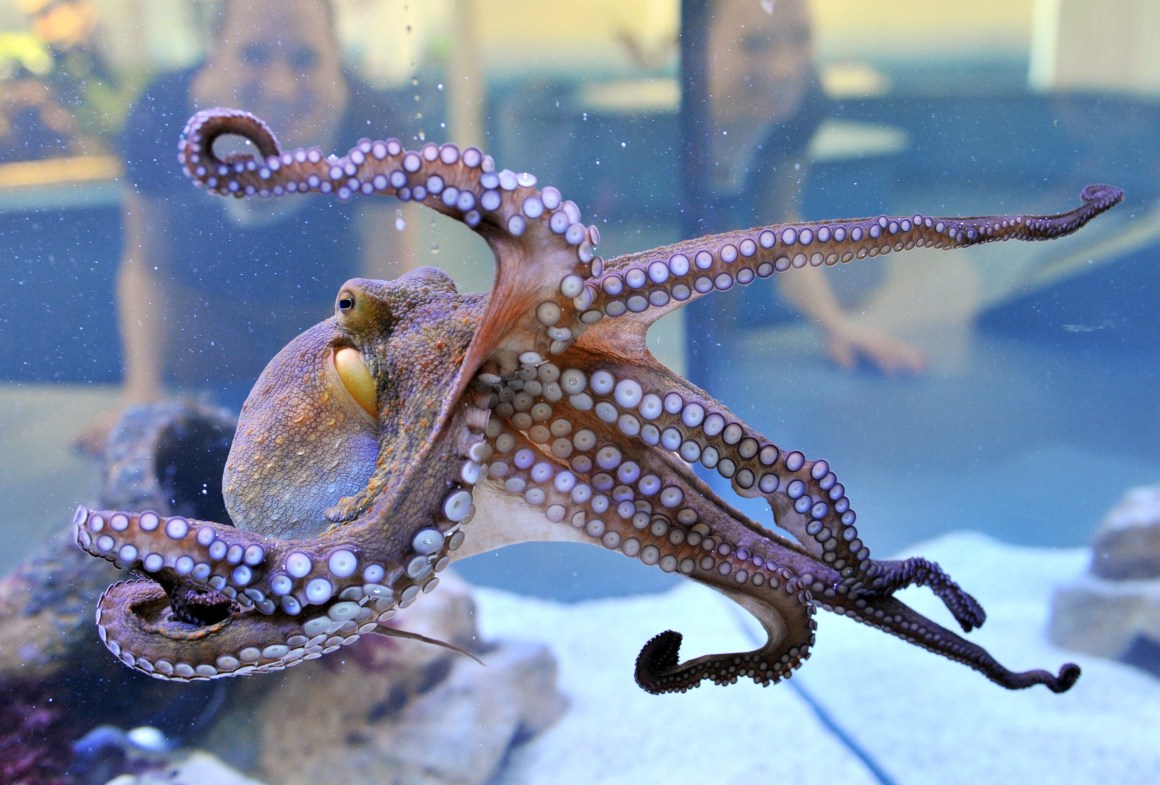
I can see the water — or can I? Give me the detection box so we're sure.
[1,1,1158,783]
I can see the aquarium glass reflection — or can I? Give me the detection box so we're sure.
[0,1,1157,783]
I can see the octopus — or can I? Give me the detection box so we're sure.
[75,107,1122,694]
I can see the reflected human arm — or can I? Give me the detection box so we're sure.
[779,264,925,375]
[75,191,172,454]
[118,191,171,403]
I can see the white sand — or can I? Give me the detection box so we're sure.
[475,532,1160,785]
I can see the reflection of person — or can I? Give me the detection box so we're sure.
[691,0,923,375]
[78,0,419,453]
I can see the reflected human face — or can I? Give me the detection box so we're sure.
[193,0,348,146]
[707,0,814,128]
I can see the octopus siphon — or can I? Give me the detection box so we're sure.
[75,107,1123,694]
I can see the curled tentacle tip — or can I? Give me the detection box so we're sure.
[1049,662,1082,694]
[180,107,282,170]
[634,630,683,694]
[72,507,98,557]
[1080,183,1124,208]
[1010,662,1081,693]
[961,610,985,634]
[950,592,986,633]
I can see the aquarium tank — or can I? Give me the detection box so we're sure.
[1,1,1157,783]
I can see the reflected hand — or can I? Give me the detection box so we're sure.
[823,321,925,376]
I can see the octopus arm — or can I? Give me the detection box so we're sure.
[634,581,816,694]
[560,321,916,610]
[482,337,1075,691]
[90,579,312,679]
[566,349,885,587]
[74,507,368,678]
[585,183,1124,328]
[824,592,1079,693]
[177,108,1123,408]
[179,108,602,386]
[477,408,819,692]
[71,399,489,682]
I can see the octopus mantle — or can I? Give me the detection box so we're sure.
[75,107,1123,695]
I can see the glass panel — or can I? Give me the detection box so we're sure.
[0,1,1155,781]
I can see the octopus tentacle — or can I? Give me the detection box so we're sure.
[870,557,986,632]
[581,183,1124,327]
[481,384,805,573]
[179,108,1123,383]
[540,351,878,590]
[475,352,834,692]
[634,575,816,694]
[73,400,490,680]
[76,507,376,678]
[822,593,1079,693]
[480,404,818,692]
[180,108,601,378]
[479,346,1073,690]
[531,336,1025,651]
[557,362,1025,677]
[75,504,443,680]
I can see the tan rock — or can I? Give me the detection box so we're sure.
[105,750,267,785]
[1049,484,1160,672]
[251,638,563,785]
[199,570,567,785]
[1089,486,1160,580]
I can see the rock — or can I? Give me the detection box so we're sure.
[1088,486,1160,580]
[201,569,566,785]
[0,402,240,785]
[0,401,236,683]
[1049,484,1160,676]
[251,637,563,785]
[1049,576,1160,659]
[104,750,267,785]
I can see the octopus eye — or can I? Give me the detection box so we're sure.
[337,292,356,312]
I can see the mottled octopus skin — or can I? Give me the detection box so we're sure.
[75,106,1122,694]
